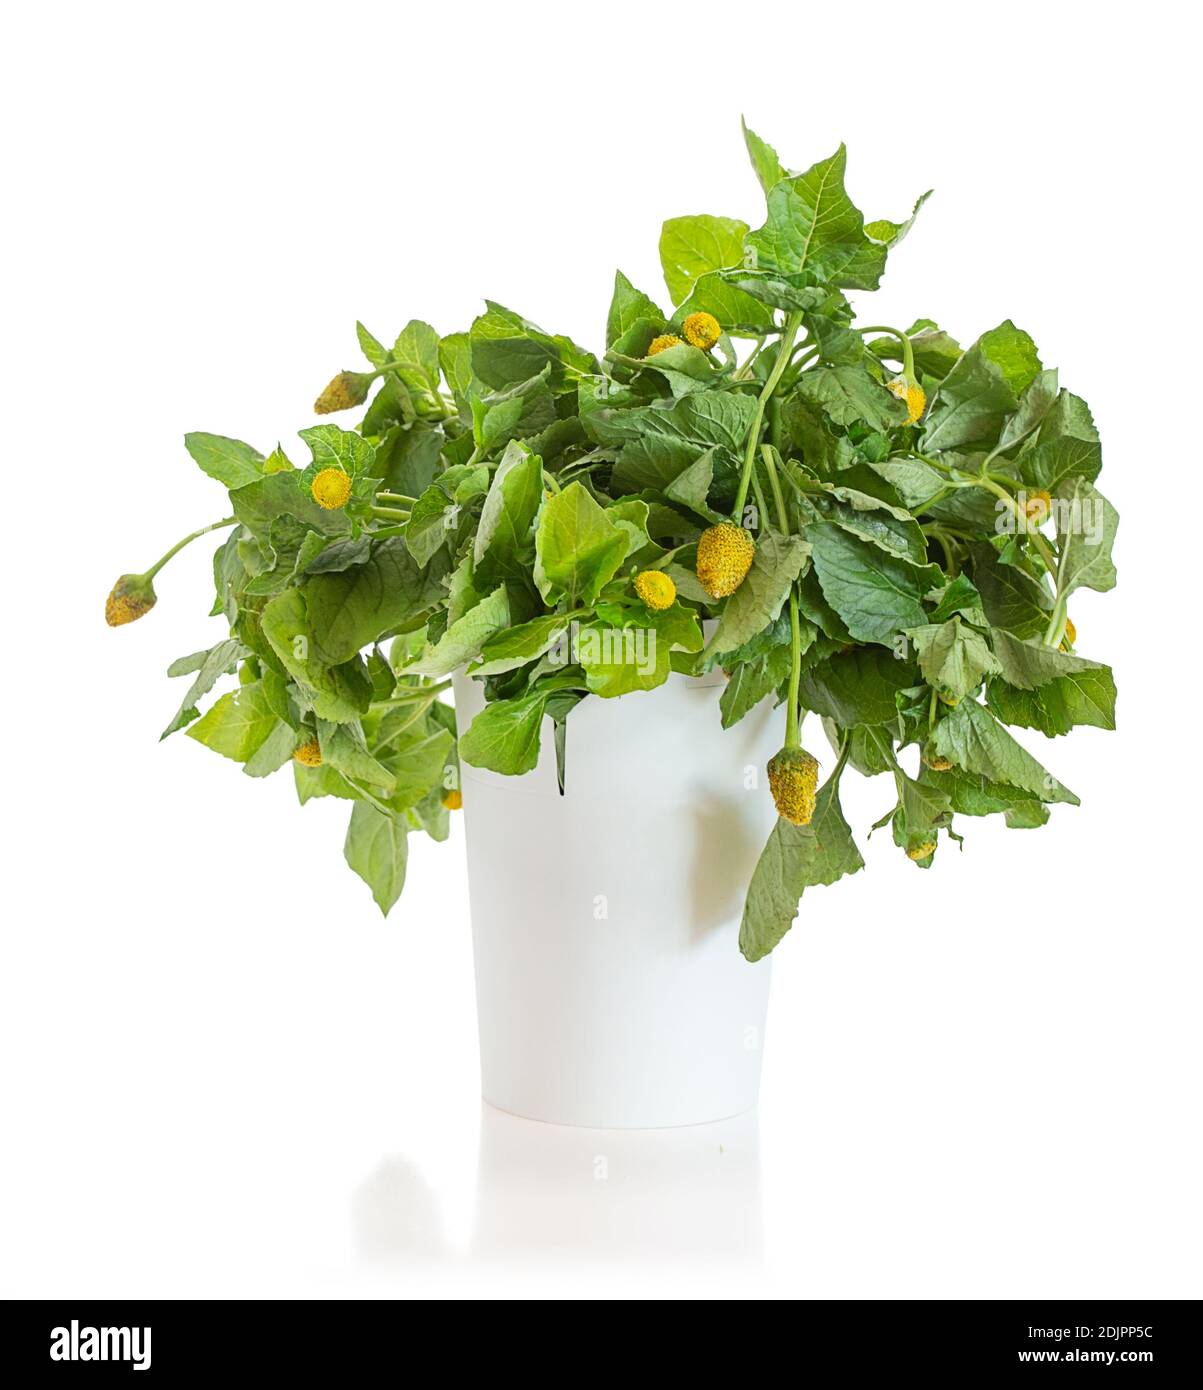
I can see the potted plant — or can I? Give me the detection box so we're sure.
[109,125,1117,1128]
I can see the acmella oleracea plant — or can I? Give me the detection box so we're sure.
[109,124,1117,960]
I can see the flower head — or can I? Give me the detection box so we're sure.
[906,839,937,861]
[682,311,721,350]
[293,736,322,767]
[647,334,683,356]
[105,572,157,627]
[1060,616,1077,652]
[1022,489,1052,527]
[311,467,352,510]
[441,788,463,811]
[922,749,954,772]
[314,370,373,415]
[767,746,820,826]
[887,376,926,425]
[696,523,755,599]
[633,570,676,611]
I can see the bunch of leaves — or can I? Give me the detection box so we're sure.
[123,122,1116,940]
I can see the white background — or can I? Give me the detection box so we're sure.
[2,0,1200,1299]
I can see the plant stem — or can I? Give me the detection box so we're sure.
[786,591,802,750]
[860,325,915,378]
[376,491,417,505]
[760,445,789,534]
[145,517,237,579]
[733,312,802,522]
[369,505,411,522]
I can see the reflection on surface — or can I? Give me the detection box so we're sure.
[353,1104,763,1266]
[472,1105,764,1262]
[352,1157,448,1262]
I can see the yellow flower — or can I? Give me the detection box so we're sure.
[441,788,463,811]
[922,750,954,772]
[311,467,352,510]
[647,334,683,356]
[1060,616,1077,652]
[293,736,322,767]
[633,570,676,611]
[767,747,820,826]
[937,691,960,707]
[887,376,926,425]
[682,311,721,350]
[1023,489,1052,526]
[105,573,157,627]
[906,839,937,861]
[313,370,373,415]
[696,522,755,599]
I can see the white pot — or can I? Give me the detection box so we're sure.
[452,662,779,1129]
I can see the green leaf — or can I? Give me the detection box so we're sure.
[318,720,396,791]
[932,700,1078,804]
[305,538,445,665]
[472,613,575,677]
[259,587,372,722]
[473,441,543,580]
[739,774,864,961]
[673,271,775,337]
[798,646,918,726]
[745,145,881,288]
[986,629,1116,736]
[161,638,248,738]
[470,301,596,391]
[408,585,511,678]
[184,432,265,489]
[795,365,908,432]
[968,542,1053,640]
[659,214,748,306]
[607,271,664,347]
[344,803,408,915]
[298,423,378,478]
[185,682,278,763]
[390,319,442,398]
[710,534,810,656]
[922,356,1015,453]
[809,522,943,644]
[720,645,792,728]
[1054,479,1118,598]
[601,391,756,494]
[459,690,548,775]
[908,617,1001,699]
[741,118,788,193]
[534,482,627,607]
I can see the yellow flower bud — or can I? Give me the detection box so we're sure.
[293,736,322,767]
[441,789,463,811]
[696,522,755,599]
[105,573,157,627]
[937,691,960,708]
[767,746,820,826]
[1023,489,1052,526]
[682,311,721,350]
[311,467,352,510]
[906,839,937,861]
[647,334,683,356]
[313,370,373,415]
[887,376,926,425]
[922,750,954,772]
[1060,616,1077,652]
[633,570,676,611]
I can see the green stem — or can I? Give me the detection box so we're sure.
[369,505,412,522]
[761,445,790,535]
[376,491,417,505]
[732,335,767,381]
[860,325,915,378]
[733,312,802,522]
[145,517,237,579]
[786,590,802,750]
